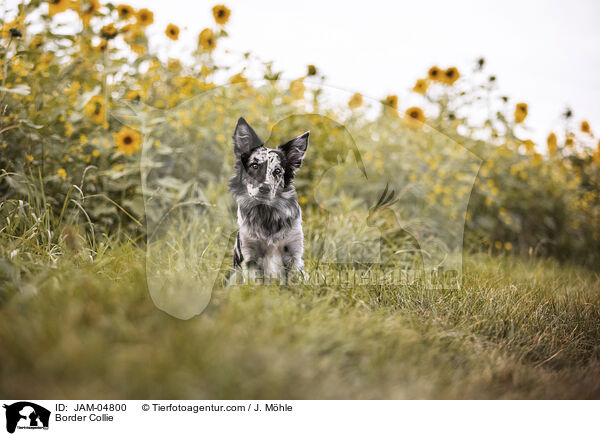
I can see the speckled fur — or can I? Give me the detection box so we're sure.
[228,117,309,284]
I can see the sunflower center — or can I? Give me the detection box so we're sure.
[124,136,133,145]
[218,9,225,17]
[410,111,418,118]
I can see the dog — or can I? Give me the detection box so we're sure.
[228,117,309,284]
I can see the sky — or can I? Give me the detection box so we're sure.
[5,0,600,145]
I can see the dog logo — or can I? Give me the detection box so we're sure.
[3,402,50,434]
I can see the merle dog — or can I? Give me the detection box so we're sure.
[228,117,309,284]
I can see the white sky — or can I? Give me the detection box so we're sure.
[5,0,600,145]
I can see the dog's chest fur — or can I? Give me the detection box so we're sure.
[236,202,304,275]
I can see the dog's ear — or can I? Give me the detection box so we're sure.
[279,131,309,176]
[233,117,262,157]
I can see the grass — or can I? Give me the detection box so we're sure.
[1,239,599,399]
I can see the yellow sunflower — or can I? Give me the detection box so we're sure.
[114,126,142,155]
[229,72,247,85]
[1,17,24,38]
[83,95,106,123]
[77,0,100,26]
[212,5,231,25]
[565,133,575,148]
[384,95,398,110]
[48,0,74,16]
[523,139,535,154]
[547,132,557,155]
[165,23,179,40]
[94,39,107,52]
[117,4,134,20]
[130,44,145,55]
[30,35,44,48]
[348,93,363,109]
[168,58,181,72]
[442,67,460,85]
[125,89,141,101]
[428,66,442,82]
[136,8,154,26]
[413,78,428,95]
[514,102,528,123]
[100,23,118,39]
[405,106,426,127]
[198,28,216,51]
[581,120,591,134]
[57,168,67,179]
[289,78,305,99]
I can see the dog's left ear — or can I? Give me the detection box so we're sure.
[279,132,309,175]
[233,117,263,157]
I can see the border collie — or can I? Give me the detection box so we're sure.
[228,117,309,284]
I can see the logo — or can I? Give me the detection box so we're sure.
[3,402,50,434]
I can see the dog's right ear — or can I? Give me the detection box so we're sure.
[233,117,262,157]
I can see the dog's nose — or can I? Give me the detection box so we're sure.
[259,185,270,195]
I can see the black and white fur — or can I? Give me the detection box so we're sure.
[228,117,309,284]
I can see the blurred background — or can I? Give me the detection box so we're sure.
[7,0,597,146]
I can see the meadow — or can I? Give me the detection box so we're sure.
[0,1,599,399]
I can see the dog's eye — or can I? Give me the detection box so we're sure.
[250,163,259,169]
[273,168,281,176]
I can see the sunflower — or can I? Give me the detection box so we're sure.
[405,106,426,127]
[289,78,305,99]
[130,44,145,55]
[428,66,442,81]
[514,102,528,123]
[100,23,118,39]
[48,0,73,16]
[167,58,181,72]
[136,8,154,26]
[547,132,557,155]
[565,138,574,147]
[523,139,535,154]
[78,0,100,26]
[442,67,460,85]
[165,23,179,40]
[565,133,576,148]
[125,89,141,101]
[1,17,24,38]
[581,120,591,134]
[94,39,107,52]
[384,95,398,110]
[122,23,144,43]
[116,4,134,20]
[30,35,44,48]
[83,95,106,123]
[198,28,216,51]
[229,72,247,85]
[114,126,142,155]
[307,64,317,76]
[348,93,363,109]
[413,78,428,95]
[57,168,67,179]
[212,5,231,25]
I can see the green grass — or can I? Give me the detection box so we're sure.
[1,242,599,399]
